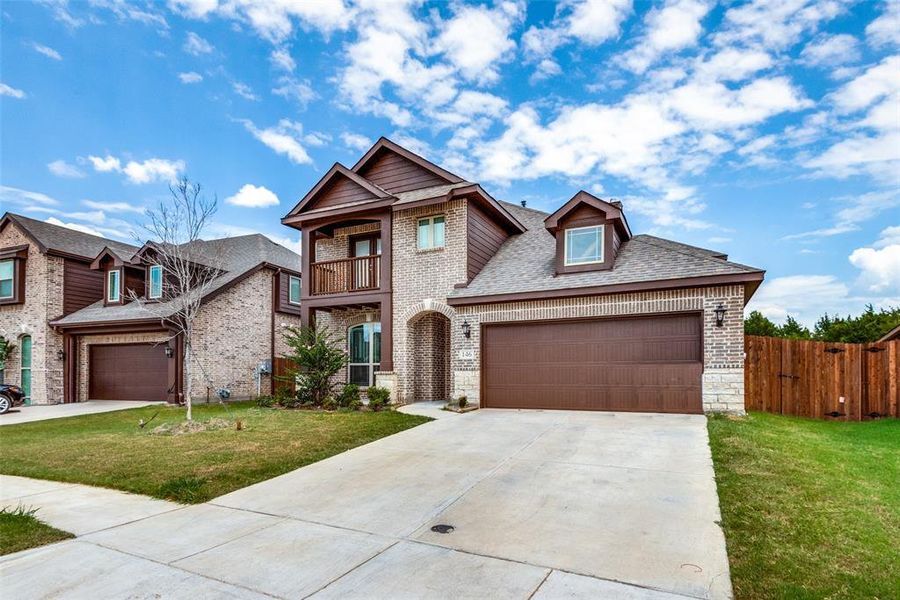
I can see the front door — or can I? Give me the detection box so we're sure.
[20,335,32,404]
[348,323,381,387]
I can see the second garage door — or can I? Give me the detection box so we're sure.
[89,343,170,401]
[482,314,703,413]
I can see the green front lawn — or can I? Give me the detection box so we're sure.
[708,412,900,600]
[0,403,429,503]
[0,506,73,555]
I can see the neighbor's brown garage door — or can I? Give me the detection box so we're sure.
[482,314,702,413]
[89,344,169,401]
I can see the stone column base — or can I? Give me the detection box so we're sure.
[453,370,479,406]
[374,371,399,403]
[702,368,746,414]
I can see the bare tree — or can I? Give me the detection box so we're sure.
[132,178,219,420]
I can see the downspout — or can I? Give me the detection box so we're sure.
[271,268,280,395]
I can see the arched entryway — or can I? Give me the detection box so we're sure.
[407,311,451,402]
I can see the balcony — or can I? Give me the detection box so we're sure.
[309,255,381,296]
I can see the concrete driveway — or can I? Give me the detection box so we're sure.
[1,409,731,599]
[0,400,162,425]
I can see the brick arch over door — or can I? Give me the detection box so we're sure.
[405,310,452,402]
[400,299,455,323]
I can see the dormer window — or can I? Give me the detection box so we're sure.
[107,269,121,303]
[564,226,604,266]
[148,265,163,299]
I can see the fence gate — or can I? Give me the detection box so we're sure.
[744,336,899,420]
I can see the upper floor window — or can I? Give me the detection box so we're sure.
[417,215,445,250]
[148,265,163,299]
[564,225,604,266]
[289,275,301,304]
[107,269,121,303]
[0,260,13,299]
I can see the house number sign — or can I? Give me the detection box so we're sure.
[457,349,475,360]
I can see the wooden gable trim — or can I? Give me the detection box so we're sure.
[351,137,464,184]
[285,163,393,218]
[544,191,632,239]
[90,246,134,270]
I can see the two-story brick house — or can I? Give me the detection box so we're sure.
[0,213,302,405]
[284,137,764,413]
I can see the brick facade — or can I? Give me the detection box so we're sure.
[0,222,65,404]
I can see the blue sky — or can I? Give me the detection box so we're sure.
[1,0,898,326]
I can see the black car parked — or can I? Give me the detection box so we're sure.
[0,384,26,414]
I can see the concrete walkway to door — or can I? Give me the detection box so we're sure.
[0,410,732,599]
[0,400,162,426]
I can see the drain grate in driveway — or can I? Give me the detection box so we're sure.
[430,524,455,534]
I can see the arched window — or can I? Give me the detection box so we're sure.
[348,323,380,387]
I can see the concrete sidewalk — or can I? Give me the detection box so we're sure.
[0,400,162,426]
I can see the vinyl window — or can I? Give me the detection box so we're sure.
[107,269,121,302]
[289,275,301,304]
[0,260,13,299]
[148,265,163,299]
[564,226,604,266]
[417,215,445,250]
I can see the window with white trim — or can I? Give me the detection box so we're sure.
[107,269,121,302]
[289,275,301,304]
[0,260,13,299]
[564,225,604,266]
[417,215,445,250]
[148,265,163,299]
[347,322,381,387]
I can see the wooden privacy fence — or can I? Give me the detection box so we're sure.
[273,357,298,395]
[744,335,899,420]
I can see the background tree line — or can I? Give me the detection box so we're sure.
[744,305,899,343]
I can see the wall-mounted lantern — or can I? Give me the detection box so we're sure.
[461,320,472,339]
[165,345,175,358]
[56,349,65,361]
[714,304,727,328]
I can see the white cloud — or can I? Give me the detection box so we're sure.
[0,83,26,99]
[866,0,900,48]
[44,217,105,237]
[30,42,62,60]
[232,81,259,101]
[715,0,853,51]
[747,275,850,325]
[849,244,900,292]
[799,33,860,67]
[88,155,122,172]
[225,184,280,208]
[270,47,295,71]
[88,154,184,184]
[122,158,185,184]
[272,76,316,106]
[241,119,312,165]
[169,0,353,42]
[620,0,712,73]
[341,132,372,151]
[782,190,900,240]
[178,71,203,84]
[47,159,85,178]
[434,1,523,83]
[694,48,773,82]
[81,200,146,214]
[183,31,214,55]
[708,236,732,244]
[0,185,59,207]
[829,55,900,113]
[874,225,900,248]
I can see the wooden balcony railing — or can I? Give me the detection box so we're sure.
[309,255,381,296]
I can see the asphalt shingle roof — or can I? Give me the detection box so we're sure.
[51,233,301,326]
[448,202,763,300]
[6,213,139,259]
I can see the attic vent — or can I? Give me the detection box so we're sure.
[520,200,527,207]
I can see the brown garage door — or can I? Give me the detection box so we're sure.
[482,314,702,413]
[89,344,169,401]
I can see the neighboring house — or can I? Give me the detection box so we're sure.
[878,324,900,342]
[0,213,301,405]
[283,137,765,413]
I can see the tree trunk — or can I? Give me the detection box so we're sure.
[184,341,193,421]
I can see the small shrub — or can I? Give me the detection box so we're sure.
[256,395,275,408]
[347,398,362,411]
[367,386,391,411]
[322,396,338,411]
[457,395,468,409]
[337,384,360,408]
[157,476,207,503]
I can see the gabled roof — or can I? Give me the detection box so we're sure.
[1,212,138,261]
[448,201,764,305]
[878,323,900,342]
[89,246,140,270]
[351,136,464,184]
[543,191,632,240]
[284,163,394,218]
[51,234,302,328]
